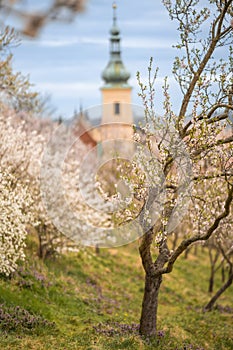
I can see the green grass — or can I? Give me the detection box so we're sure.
[0,243,232,349]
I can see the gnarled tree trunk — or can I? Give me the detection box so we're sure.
[138,224,169,337]
[139,273,162,336]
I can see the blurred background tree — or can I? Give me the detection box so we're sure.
[0,0,87,37]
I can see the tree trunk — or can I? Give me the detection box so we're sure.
[208,268,215,293]
[38,231,43,259]
[184,246,191,259]
[172,231,179,251]
[221,265,225,283]
[204,270,233,311]
[139,273,162,337]
[194,243,198,256]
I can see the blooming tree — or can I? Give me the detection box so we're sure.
[0,25,70,268]
[111,0,233,337]
[40,121,115,248]
[0,26,39,112]
[0,171,32,276]
[0,107,35,275]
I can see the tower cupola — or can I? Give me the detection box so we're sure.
[102,3,130,87]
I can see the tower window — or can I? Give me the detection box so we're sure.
[114,102,120,115]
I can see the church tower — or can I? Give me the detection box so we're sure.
[101,3,133,145]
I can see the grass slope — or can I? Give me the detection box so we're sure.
[0,243,232,350]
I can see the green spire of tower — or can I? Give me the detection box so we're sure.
[102,3,131,87]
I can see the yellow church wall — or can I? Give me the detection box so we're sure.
[101,87,133,125]
[101,87,132,104]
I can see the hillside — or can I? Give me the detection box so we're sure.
[0,243,232,350]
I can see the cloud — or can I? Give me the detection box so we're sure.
[22,35,173,50]
[37,81,99,96]
[21,38,74,48]
[122,18,170,28]
[123,37,174,50]
[22,36,108,48]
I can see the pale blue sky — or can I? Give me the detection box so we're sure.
[5,1,183,119]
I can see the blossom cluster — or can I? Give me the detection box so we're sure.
[0,171,32,275]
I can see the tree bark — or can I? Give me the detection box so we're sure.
[194,243,198,256]
[184,246,191,259]
[208,271,214,293]
[221,265,225,283]
[139,273,162,337]
[172,231,179,251]
[204,270,233,311]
